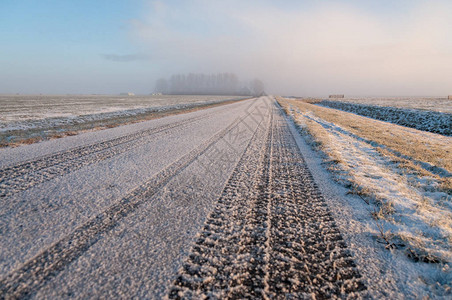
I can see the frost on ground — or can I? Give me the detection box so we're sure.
[278,97,452,297]
[168,101,365,299]
[316,99,452,136]
[0,97,368,299]
[0,94,245,125]
[320,97,452,113]
[0,94,247,147]
[1,95,451,298]
[0,98,260,298]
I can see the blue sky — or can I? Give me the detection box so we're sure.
[1,0,451,95]
[0,0,146,94]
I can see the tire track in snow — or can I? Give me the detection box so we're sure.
[168,105,366,299]
[0,114,208,198]
[0,107,262,299]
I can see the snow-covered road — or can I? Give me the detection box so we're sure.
[0,97,365,298]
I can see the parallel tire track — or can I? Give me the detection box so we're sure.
[0,115,208,198]
[168,105,366,299]
[0,111,258,299]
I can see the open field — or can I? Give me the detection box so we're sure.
[321,97,452,113]
[315,99,451,136]
[0,94,247,147]
[278,97,451,295]
[0,94,245,124]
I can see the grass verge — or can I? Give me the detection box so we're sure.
[277,97,452,266]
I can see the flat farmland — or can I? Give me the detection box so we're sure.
[315,97,452,136]
[325,97,452,113]
[0,94,246,147]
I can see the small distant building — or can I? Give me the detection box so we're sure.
[448,95,452,100]
[151,92,163,95]
[120,92,135,96]
[329,94,344,99]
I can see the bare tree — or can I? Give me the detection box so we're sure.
[155,73,263,95]
[251,79,265,96]
[154,78,168,94]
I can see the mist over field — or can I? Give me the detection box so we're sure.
[131,0,452,96]
[1,0,451,96]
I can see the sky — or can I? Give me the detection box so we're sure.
[0,0,451,96]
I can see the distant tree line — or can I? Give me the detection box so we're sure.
[154,73,265,96]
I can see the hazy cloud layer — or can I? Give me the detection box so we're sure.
[101,54,150,62]
[130,0,452,96]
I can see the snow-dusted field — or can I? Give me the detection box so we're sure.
[316,99,452,136]
[324,97,452,113]
[0,94,243,128]
[0,94,246,147]
[1,96,449,298]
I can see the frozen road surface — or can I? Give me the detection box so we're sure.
[0,97,365,298]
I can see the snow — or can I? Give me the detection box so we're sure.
[323,97,452,114]
[0,98,263,298]
[317,100,452,136]
[282,103,452,297]
[1,95,450,298]
[0,94,246,133]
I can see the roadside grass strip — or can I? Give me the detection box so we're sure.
[278,98,452,265]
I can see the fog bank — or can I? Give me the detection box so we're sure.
[129,0,452,96]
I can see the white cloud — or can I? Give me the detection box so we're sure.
[130,0,452,96]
